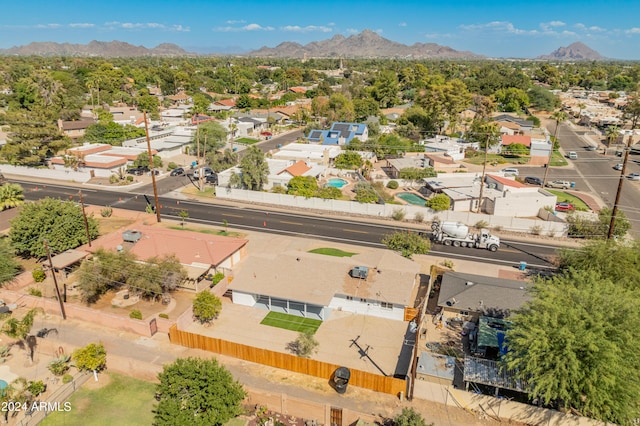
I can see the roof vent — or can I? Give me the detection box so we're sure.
[350,266,369,279]
[446,298,458,306]
[122,230,142,243]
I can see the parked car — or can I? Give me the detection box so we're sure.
[524,176,542,186]
[170,167,185,176]
[148,170,160,176]
[614,163,624,171]
[546,180,571,189]
[585,145,597,151]
[500,168,519,176]
[205,174,218,185]
[127,168,144,176]
[555,202,575,212]
[627,173,640,181]
[568,151,578,160]
[193,167,213,179]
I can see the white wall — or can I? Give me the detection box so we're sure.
[2,164,93,182]
[328,295,404,321]
[232,291,257,307]
[216,187,569,236]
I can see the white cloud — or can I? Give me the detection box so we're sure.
[101,21,189,32]
[548,21,565,27]
[35,23,62,29]
[69,23,95,28]
[345,28,358,34]
[281,25,332,33]
[399,22,407,27]
[226,20,246,24]
[626,27,640,34]
[214,23,274,32]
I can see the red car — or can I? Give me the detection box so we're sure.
[555,202,575,212]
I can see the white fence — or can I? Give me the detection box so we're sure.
[1,164,93,182]
[216,187,569,236]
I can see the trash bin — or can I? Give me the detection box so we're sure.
[570,182,576,188]
[331,367,351,394]
[519,261,527,271]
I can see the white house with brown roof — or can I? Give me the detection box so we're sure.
[230,250,420,321]
[57,118,97,139]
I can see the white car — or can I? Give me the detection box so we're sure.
[627,173,640,181]
[193,167,213,178]
[614,163,623,171]
[501,168,519,176]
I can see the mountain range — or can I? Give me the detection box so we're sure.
[0,32,606,60]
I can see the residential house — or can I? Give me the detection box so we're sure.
[230,250,420,321]
[307,122,369,146]
[271,143,341,166]
[421,136,468,160]
[217,158,326,190]
[57,118,97,140]
[492,114,534,133]
[165,91,192,105]
[385,156,430,179]
[500,134,531,152]
[109,106,145,126]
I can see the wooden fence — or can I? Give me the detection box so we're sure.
[169,325,406,396]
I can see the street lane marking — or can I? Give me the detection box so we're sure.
[221,213,244,218]
[342,229,369,234]
[279,220,304,225]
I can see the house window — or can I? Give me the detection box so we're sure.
[360,298,366,302]
[346,296,353,301]
[459,311,469,316]
[381,302,393,310]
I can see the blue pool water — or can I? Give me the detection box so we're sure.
[326,178,348,188]
[0,380,7,390]
[397,192,427,206]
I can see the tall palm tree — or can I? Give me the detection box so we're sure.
[0,183,25,211]
[542,111,568,187]
[605,125,620,147]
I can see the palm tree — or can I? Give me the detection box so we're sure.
[0,183,25,211]
[542,111,568,187]
[1,308,41,362]
[605,125,620,147]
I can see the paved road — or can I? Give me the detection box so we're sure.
[15,180,561,269]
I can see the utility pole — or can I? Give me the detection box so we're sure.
[79,190,91,247]
[44,240,66,319]
[143,111,161,223]
[608,132,633,239]
[476,134,490,213]
[200,135,207,192]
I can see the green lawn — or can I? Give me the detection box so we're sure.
[463,153,530,166]
[547,190,590,211]
[308,247,357,257]
[235,137,259,145]
[260,312,322,334]
[41,372,156,426]
[549,151,569,167]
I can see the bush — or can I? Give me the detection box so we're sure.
[27,380,46,397]
[475,220,489,229]
[193,291,222,324]
[32,268,46,283]
[129,310,143,320]
[101,206,113,217]
[48,356,71,376]
[414,212,424,223]
[126,175,134,182]
[159,313,169,319]
[210,272,225,286]
[109,174,119,184]
[391,208,406,221]
[386,180,399,189]
[167,162,178,170]
[530,225,542,235]
[28,287,42,297]
[62,374,73,384]
[426,194,451,211]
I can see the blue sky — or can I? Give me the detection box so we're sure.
[1,0,640,59]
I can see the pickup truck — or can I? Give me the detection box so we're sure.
[546,180,571,189]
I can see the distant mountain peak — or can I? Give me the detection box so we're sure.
[0,40,193,57]
[537,42,605,61]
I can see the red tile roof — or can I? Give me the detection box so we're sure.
[487,174,528,188]
[215,98,237,107]
[501,134,531,147]
[279,160,311,177]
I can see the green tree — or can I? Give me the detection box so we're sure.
[0,238,20,285]
[286,330,319,358]
[371,70,399,108]
[0,183,25,211]
[192,291,222,325]
[1,308,40,362]
[426,194,451,211]
[566,207,630,239]
[502,143,529,156]
[73,342,107,372]
[527,85,561,111]
[238,145,269,190]
[327,93,355,122]
[315,186,342,199]
[398,167,436,180]
[504,269,640,425]
[334,152,363,169]
[76,248,136,303]
[393,407,430,426]
[287,176,318,198]
[493,87,530,112]
[382,231,430,259]
[207,148,238,173]
[605,125,620,146]
[155,357,246,426]
[133,152,163,169]
[83,121,146,146]
[9,198,99,258]
[353,182,378,204]
[193,121,228,154]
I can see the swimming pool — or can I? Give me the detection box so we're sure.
[397,192,427,206]
[326,178,348,188]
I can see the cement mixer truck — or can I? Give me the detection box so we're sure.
[430,221,500,252]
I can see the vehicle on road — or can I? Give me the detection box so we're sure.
[429,221,500,252]
[193,167,213,179]
[568,151,578,160]
[555,202,575,212]
[170,167,185,176]
[524,176,542,185]
[546,180,571,189]
[614,163,624,171]
[501,168,519,176]
[627,173,640,181]
[585,145,597,151]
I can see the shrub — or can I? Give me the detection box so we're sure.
[100,206,113,217]
[32,268,46,283]
[27,380,46,397]
[475,220,489,229]
[391,208,406,221]
[109,174,119,184]
[62,374,73,384]
[414,212,424,223]
[28,287,42,297]
[493,225,503,232]
[167,162,178,170]
[211,272,225,286]
[441,260,455,269]
[126,175,134,182]
[193,291,222,324]
[530,225,542,235]
[129,309,143,320]
[159,313,169,319]
[386,180,399,189]
[426,194,451,211]
[48,356,71,376]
